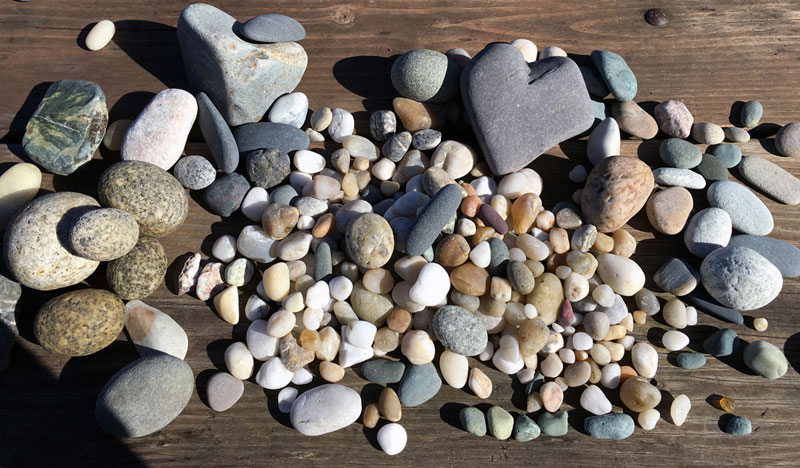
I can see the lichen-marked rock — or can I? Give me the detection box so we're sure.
[345,213,394,268]
[68,208,139,261]
[107,236,167,301]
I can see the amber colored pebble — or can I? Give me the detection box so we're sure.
[633,310,647,325]
[379,387,402,422]
[511,193,541,234]
[450,263,491,296]
[312,213,335,238]
[363,403,380,428]
[591,231,614,253]
[611,229,636,257]
[392,97,445,132]
[461,195,481,217]
[386,307,411,333]
[575,350,589,361]
[471,226,496,245]
[319,360,345,383]
[619,365,638,383]
[299,328,320,351]
[435,234,470,267]
[461,182,477,197]
[718,396,736,413]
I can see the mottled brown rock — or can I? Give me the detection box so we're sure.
[262,203,299,240]
[450,263,490,296]
[34,289,124,356]
[107,236,167,300]
[3,192,100,291]
[526,272,564,324]
[518,317,549,357]
[392,97,445,132]
[581,156,654,232]
[98,161,188,237]
[279,334,315,372]
[611,100,658,140]
[434,234,470,267]
[646,187,693,235]
[69,208,139,261]
[345,213,394,268]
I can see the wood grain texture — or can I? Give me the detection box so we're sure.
[2,1,800,467]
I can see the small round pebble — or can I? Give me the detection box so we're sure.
[377,423,407,455]
[754,317,769,331]
[173,155,216,190]
[740,100,763,128]
[277,387,298,413]
[644,8,669,26]
[460,406,486,436]
[391,49,460,103]
[725,415,752,435]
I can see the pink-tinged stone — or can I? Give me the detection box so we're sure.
[121,89,198,170]
[177,253,202,295]
[654,100,693,139]
[558,300,574,327]
[196,262,225,301]
[581,156,654,233]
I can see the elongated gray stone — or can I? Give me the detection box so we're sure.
[738,155,800,205]
[240,14,306,43]
[728,234,800,278]
[0,273,21,374]
[461,43,594,175]
[404,184,462,255]
[197,92,238,173]
[177,3,307,126]
[707,181,773,236]
[233,122,310,154]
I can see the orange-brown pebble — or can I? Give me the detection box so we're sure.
[262,203,299,240]
[450,263,491,296]
[468,367,493,399]
[392,97,445,132]
[511,193,542,234]
[619,365,638,383]
[363,403,380,428]
[379,387,402,422]
[435,234,471,267]
[633,310,647,325]
[312,213,335,238]
[299,328,320,352]
[471,226,496,245]
[387,307,412,333]
[461,182,478,197]
[575,350,589,361]
[611,229,636,257]
[717,396,736,413]
[549,227,570,254]
[320,360,345,382]
[461,195,481,217]
[603,324,627,341]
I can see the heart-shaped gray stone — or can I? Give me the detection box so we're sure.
[462,43,594,175]
[177,3,307,126]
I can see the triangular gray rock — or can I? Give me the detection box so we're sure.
[177,3,307,126]
[461,43,594,175]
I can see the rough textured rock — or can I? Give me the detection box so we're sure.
[581,156,654,232]
[98,161,188,237]
[34,289,124,357]
[203,173,250,217]
[107,236,167,301]
[246,149,290,189]
[461,43,594,175]
[240,14,306,43]
[391,49,461,103]
[432,305,488,356]
[173,155,217,190]
[22,80,107,176]
[177,3,308,126]
[4,192,100,290]
[700,246,782,311]
[95,354,194,437]
[345,213,394,268]
[728,234,800,278]
[0,273,21,374]
[69,208,139,261]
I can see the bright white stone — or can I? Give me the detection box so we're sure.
[496,172,527,199]
[618,335,635,350]
[277,386,299,413]
[329,108,355,143]
[377,423,407,456]
[408,262,450,307]
[592,284,616,308]
[241,187,269,222]
[339,326,374,368]
[212,235,237,263]
[587,117,621,166]
[639,408,660,430]
[600,362,621,389]
[86,19,115,51]
[277,232,312,261]
[302,307,324,330]
[469,241,491,268]
[256,357,294,389]
[492,337,524,375]
[479,341,494,361]
[663,330,690,351]
[572,332,593,351]
[569,165,588,183]
[440,350,469,388]
[558,348,576,364]
[401,330,435,365]
[245,295,269,321]
[580,384,612,415]
[125,300,188,359]
[266,309,295,338]
[291,367,314,385]
[246,319,279,360]
[596,253,646,296]
[563,272,589,302]
[510,38,538,62]
[293,150,326,174]
[519,168,543,196]
[290,384,361,435]
[539,45,567,58]
[225,342,254,380]
[632,342,658,378]
[268,92,308,128]
[372,158,396,180]
[430,140,476,179]
[671,394,691,426]
[346,321,377,349]
[305,281,330,308]
[685,306,698,326]
[296,215,315,230]
[329,276,353,301]
[470,176,497,203]
[524,304,538,319]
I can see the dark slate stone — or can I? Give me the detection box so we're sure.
[513,414,541,441]
[728,234,800,278]
[22,79,108,176]
[397,362,441,407]
[313,241,332,282]
[676,352,707,369]
[233,122,310,154]
[239,14,306,43]
[590,50,637,102]
[461,43,594,175]
[579,65,609,99]
[725,415,752,435]
[404,184,462,255]
[360,358,406,385]
[382,131,412,162]
[653,258,698,296]
[695,153,728,181]
[703,328,740,357]
[524,372,545,394]
[685,287,744,324]
[245,148,290,189]
[412,129,442,151]
[203,173,250,217]
[197,92,239,173]
[269,184,299,206]
[487,237,509,276]
[660,138,702,169]
[584,413,635,440]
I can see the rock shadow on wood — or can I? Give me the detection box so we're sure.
[112,20,189,90]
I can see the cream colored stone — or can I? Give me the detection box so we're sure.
[401,330,435,365]
[263,263,290,301]
[440,350,469,389]
[213,285,239,324]
[468,367,493,399]
[86,19,116,51]
[0,162,41,229]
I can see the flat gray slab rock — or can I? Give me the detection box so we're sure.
[461,43,594,176]
[728,234,800,278]
[707,180,773,236]
[738,155,800,205]
[233,122,310,154]
[177,4,307,126]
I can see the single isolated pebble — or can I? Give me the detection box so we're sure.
[743,340,788,380]
[206,372,244,412]
[670,394,691,426]
[86,20,116,51]
[377,423,407,456]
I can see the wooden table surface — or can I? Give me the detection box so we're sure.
[2,1,800,466]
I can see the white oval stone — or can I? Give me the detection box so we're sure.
[587,117,621,166]
[377,423,407,456]
[596,253,646,296]
[510,38,538,63]
[469,241,492,268]
[255,357,294,389]
[245,295,269,321]
[479,341,494,361]
[580,384,612,415]
[277,386,299,413]
[346,320,377,349]
[121,89,197,170]
[237,226,277,263]
[401,330,435,365]
[246,319,279,360]
[212,234,237,263]
[572,332,594,351]
[266,309,295,338]
[125,300,188,359]
[290,384,361,436]
[632,342,658,378]
[241,187,269,222]
[600,362,621,389]
[277,232,312,261]
[638,408,660,430]
[408,262,450,307]
[430,140,477,179]
[86,19,115,51]
[343,135,380,161]
[293,150,326,174]
[329,276,353,301]
[292,367,314,385]
[372,158,396,180]
[439,349,469,388]
[225,342,254,380]
[268,92,308,128]
[329,108,354,143]
[496,172,527,199]
[305,281,330,309]
[662,330,690,351]
[671,394,691,426]
[539,45,567,58]
[592,284,616,308]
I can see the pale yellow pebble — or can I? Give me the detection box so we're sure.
[600,341,625,362]
[0,162,41,229]
[589,343,611,366]
[468,367,493,399]
[633,310,647,325]
[286,260,306,281]
[282,291,305,313]
[316,326,340,361]
[85,19,116,51]
[353,156,370,171]
[603,324,627,341]
[620,313,634,332]
[400,330,435,365]
[266,309,295,338]
[103,119,132,151]
[440,350,469,389]
[754,317,769,331]
[263,263,290,301]
[341,172,359,198]
[363,268,395,294]
[373,327,400,356]
[320,360,345,382]
[213,285,239,324]
[490,195,510,220]
[638,408,660,431]
[663,298,688,329]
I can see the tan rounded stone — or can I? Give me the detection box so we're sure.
[518,318,549,357]
[379,387,402,422]
[619,376,661,412]
[581,156,654,233]
[320,360,345,382]
[450,263,491,296]
[611,229,637,257]
[387,308,412,333]
[525,272,564,324]
[468,367,493,399]
[392,97,445,132]
[312,213,335,238]
[646,187,693,235]
[262,203,299,240]
[511,193,542,234]
[435,234,470,267]
[363,403,380,429]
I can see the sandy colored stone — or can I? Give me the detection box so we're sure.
[345,213,394,269]
[0,162,41,230]
[581,156,654,232]
[435,234,470,266]
[646,187,693,235]
[393,97,445,132]
[69,208,139,261]
[262,203,299,240]
[450,263,491,296]
[526,272,564,324]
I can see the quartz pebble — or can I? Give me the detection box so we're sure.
[670,394,691,426]
[377,423,407,456]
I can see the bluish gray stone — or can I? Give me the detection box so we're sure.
[738,155,800,205]
[391,49,461,103]
[653,167,706,189]
[677,352,707,369]
[95,354,194,438]
[405,184,462,255]
[537,410,569,436]
[22,80,108,176]
[460,406,486,436]
[432,305,488,356]
[579,65,609,98]
[660,138,702,169]
[461,43,594,175]
[700,246,782,311]
[173,155,216,190]
[725,415,752,435]
[524,372,545,394]
[233,122,310,154]
[239,14,306,43]
[740,100,763,128]
[177,4,307,126]
[513,414,541,441]
[707,181,774,236]
[654,257,698,296]
[196,92,238,173]
[313,241,332,281]
[703,328,740,357]
[683,207,732,258]
[360,359,405,384]
[203,173,250,217]
[635,288,660,316]
[382,131,412,162]
[584,413,634,440]
[728,234,800,278]
[590,50,637,101]
[685,287,743,324]
[245,148,290,189]
[487,237,509,276]
[695,153,728,181]
[600,294,628,324]
[743,340,787,380]
[398,362,441,407]
[711,143,742,168]
[591,99,608,125]
[270,184,299,206]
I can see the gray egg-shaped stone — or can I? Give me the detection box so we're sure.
[432,305,488,356]
[289,384,361,436]
[700,246,782,311]
[69,208,139,261]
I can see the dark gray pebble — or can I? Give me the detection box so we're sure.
[685,287,744,324]
[695,153,728,181]
[203,173,250,217]
[404,184,462,255]
[233,122,309,154]
[245,148,290,189]
[397,362,441,407]
[412,129,442,151]
[197,92,238,173]
[711,143,742,168]
[703,328,740,357]
[360,359,405,385]
[370,110,396,142]
[240,14,306,43]
[676,352,707,369]
[382,131,412,162]
[728,234,800,277]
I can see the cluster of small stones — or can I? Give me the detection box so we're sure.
[8,4,800,451]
